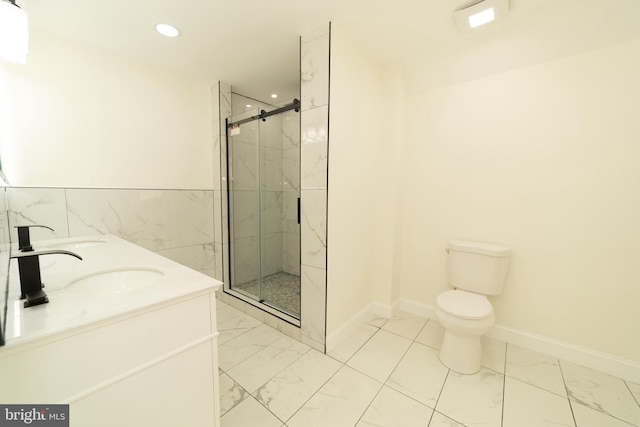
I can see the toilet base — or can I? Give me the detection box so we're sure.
[439,331,482,375]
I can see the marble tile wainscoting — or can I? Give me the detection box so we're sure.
[5,187,216,278]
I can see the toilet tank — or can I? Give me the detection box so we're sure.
[447,240,512,295]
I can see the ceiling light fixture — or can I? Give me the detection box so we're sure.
[155,23,181,38]
[454,0,509,31]
[271,93,278,99]
[0,0,29,64]
[468,7,495,28]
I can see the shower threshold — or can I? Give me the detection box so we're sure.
[224,287,301,327]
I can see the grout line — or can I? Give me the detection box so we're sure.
[430,369,451,425]
[218,325,284,371]
[378,320,429,342]
[282,362,349,425]
[351,324,440,417]
[558,358,579,427]
[624,380,640,408]
[426,407,436,425]
[500,344,574,400]
[222,290,306,396]
[218,373,251,417]
[568,399,640,427]
[429,410,466,427]
[337,323,381,366]
[557,359,572,402]
[380,332,415,384]
[353,382,384,426]
[566,400,580,427]
[501,343,508,427]
[252,395,287,425]
[228,346,312,424]
[505,373,572,399]
[255,393,289,426]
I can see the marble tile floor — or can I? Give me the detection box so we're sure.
[217,300,640,427]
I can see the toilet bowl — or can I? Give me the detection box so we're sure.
[435,289,495,374]
[436,240,511,375]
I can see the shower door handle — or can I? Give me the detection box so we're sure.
[297,197,301,225]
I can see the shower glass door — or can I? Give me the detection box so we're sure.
[228,107,262,305]
[227,105,301,319]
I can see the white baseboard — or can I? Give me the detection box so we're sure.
[325,302,394,352]
[392,298,436,319]
[327,298,640,384]
[371,301,392,319]
[487,325,640,384]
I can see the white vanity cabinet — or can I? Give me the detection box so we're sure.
[0,291,221,427]
[0,236,222,427]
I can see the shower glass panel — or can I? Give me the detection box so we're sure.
[227,103,301,319]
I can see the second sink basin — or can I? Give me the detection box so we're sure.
[65,267,165,296]
[45,239,106,251]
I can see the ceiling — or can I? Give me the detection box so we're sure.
[19,0,640,103]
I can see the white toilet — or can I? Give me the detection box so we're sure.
[435,240,511,374]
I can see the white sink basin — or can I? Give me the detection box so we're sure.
[38,239,107,269]
[65,267,165,296]
[44,238,106,251]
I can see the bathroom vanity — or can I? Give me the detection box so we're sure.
[0,235,222,427]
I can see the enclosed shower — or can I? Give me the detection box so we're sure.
[225,94,301,320]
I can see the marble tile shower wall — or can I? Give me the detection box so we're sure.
[5,187,216,278]
[299,23,331,352]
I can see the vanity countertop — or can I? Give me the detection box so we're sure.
[1,235,222,348]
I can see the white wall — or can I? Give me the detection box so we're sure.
[399,37,640,362]
[0,30,213,190]
[327,25,391,333]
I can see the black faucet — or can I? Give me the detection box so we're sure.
[15,224,55,252]
[10,250,83,308]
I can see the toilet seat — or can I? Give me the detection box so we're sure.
[437,290,492,320]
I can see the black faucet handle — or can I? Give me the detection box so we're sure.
[10,249,83,261]
[15,225,55,252]
[10,249,83,308]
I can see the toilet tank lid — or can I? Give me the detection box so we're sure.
[448,240,511,257]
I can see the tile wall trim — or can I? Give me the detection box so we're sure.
[7,186,216,191]
[326,298,640,385]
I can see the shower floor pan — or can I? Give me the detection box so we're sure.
[233,271,301,318]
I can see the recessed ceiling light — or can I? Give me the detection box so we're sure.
[271,93,278,99]
[155,23,181,38]
[246,104,252,108]
[454,0,509,31]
